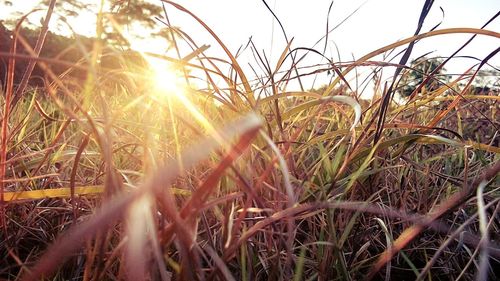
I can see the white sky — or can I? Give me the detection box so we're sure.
[1,0,499,92]
[159,0,500,91]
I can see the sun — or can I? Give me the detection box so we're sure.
[143,54,216,130]
[146,57,186,100]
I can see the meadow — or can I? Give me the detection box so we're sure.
[0,1,499,280]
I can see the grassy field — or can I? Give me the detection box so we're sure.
[1,1,499,280]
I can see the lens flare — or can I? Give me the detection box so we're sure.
[146,57,185,99]
[145,55,228,149]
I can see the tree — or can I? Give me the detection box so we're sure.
[0,0,179,95]
[470,68,500,94]
[45,0,169,47]
[1,0,171,49]
[397,57,450,97]
[105,0,170,47]
[0,20,149,91]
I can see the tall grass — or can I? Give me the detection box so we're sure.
[1,1,499,280]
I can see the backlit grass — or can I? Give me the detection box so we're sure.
[0,1,499,280]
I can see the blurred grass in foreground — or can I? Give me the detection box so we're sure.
[0,1,499,280]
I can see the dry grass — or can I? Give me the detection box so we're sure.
[1,1,499,280]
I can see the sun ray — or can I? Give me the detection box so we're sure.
[144,56,229,149]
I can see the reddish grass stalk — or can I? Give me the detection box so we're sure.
[367,159,500,280]
[21,114,262,280]
[12,0,57,108]
[0,13,25,231]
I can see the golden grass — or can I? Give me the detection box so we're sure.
[1,1,499,280]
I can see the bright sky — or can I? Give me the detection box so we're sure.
[1,0,499,92]
[165,0,499,64]
[160,0,500,91]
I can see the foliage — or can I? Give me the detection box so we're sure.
[39,0,94,18]
[0,21,149,90]
[470,68,500,93]
[397,56,451,97]
[5,0,170,48]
